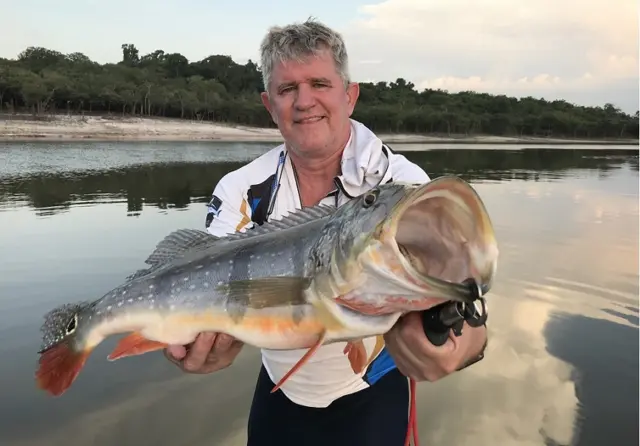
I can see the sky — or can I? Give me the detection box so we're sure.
[2,0,638,113]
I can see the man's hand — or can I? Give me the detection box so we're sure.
[164,332,244,374]
[383,312,487,382]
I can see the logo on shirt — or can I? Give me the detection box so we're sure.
[205,194,223,228]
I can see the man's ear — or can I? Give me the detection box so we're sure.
[261,91,278,124]
[346,82,360,116]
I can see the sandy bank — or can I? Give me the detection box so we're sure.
[1,114,637,145]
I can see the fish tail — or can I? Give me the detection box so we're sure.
[35,342,92,397]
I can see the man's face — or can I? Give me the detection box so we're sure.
[261,49,360,158]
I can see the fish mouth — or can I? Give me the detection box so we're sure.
[390,177,498,298]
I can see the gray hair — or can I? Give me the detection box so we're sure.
[259,18,351,93]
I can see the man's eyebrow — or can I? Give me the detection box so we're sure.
[276,81,297,91]
[277,77,333,90]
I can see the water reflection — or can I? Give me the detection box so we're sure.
[0,162,243,216]
[0,143,637,446]
[0,147,637,216]
[545,312,639,446]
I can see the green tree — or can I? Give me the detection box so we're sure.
[0,44,637,140]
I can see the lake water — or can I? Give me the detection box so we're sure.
[0,141,637,446]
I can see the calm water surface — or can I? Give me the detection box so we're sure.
[0,141,637,446]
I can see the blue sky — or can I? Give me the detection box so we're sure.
[2,0,638,113]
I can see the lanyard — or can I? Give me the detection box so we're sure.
[266,150,287,218]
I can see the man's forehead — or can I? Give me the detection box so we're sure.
[272,51,338,81]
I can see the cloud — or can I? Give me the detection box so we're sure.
[412,285,580,446]
[341,0,638,111]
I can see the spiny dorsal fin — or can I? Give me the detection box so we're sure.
[143,229,217,267]
[126,229,219,281]
[125,205,336,282]
[223,204,336,242]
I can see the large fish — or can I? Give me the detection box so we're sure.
[35,175,498,398]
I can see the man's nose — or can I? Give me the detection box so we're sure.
[294,83,316,110]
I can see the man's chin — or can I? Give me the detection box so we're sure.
[287,138,331,156]
[285,130,327,148]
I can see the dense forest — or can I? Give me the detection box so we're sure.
[0,44,638,139]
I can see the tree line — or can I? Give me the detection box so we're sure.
[0,44,637,139]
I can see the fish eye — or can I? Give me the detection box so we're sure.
[66,314,78,335]
[362,189,379,208]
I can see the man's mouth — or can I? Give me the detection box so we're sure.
[295,116,325,124]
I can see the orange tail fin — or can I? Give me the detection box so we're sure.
[36,342,91,397]
[344,340,368,374]
[270,330,327,393]
[107,332,169,361]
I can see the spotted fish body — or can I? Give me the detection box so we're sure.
[35,175,499,398]
[41,208,336,359]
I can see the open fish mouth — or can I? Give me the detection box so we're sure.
[390,177,497,293]
[305,176,497,330]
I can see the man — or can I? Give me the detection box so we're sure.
[165,18,487,446]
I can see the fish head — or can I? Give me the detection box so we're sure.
[307,176,499,319]
[306,182,415,299]
[335,182,412,245]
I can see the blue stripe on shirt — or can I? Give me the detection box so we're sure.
[364,346,397,385]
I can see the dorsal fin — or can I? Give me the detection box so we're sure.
[143,228,216,267]
[223,203,336,242]
[125,229,219,281]
[125,204,336,282]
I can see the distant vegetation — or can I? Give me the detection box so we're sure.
[0,44,638,139]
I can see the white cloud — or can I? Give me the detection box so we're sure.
[341,0,639,111]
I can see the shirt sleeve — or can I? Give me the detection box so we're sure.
[204,173,254,237]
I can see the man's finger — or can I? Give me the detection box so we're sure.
[214,333,233,351]
[166,344,187,360]
[404,311,455,357]
[164,348,184,366]
[184,333,218,370]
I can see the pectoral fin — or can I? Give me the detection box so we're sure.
[344,340,368,374]
[216,277,312,308]
[215,277,313,323]
[107,332,169,361]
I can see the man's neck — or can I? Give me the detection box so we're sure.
[290,147,342,181]
[288,130,351,207]
[290,149,342,207]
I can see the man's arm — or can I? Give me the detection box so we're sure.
[382,151,488,381]
[164,174,251,374]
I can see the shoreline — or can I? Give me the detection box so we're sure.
[1,114,638,146]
